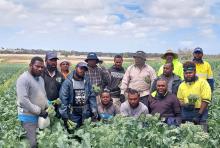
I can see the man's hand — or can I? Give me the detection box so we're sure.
[51,98,61,105]
[120,94,126,103]
[39,110,48,119]
[91,111,99,122]
[193,113,203,124]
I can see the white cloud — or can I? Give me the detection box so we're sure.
[200,28,216,38]
[179,40,194,47]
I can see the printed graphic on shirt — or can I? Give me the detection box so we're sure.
[111,72,124,79]
[74,89,86,106]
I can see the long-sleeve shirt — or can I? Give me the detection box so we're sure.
[41,69,64,101]
[107,65,125,97]
[148,92,181,120]
[85,65,110,91]
[16,71,48,116]
[120,101,149,117]
[120,64,156,97]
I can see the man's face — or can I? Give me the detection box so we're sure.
[101,92,111,105]
[128,93,139,108]
[87,59,97,67]
[156,80,167,95]
[163,63,173,77]
[60,62,70,71]
[193,52,203,60]
[165,53,174,63]
[114,58,123,69]
[184,70,196,82]
[76,66,87,78]
[30,60,44,77]
[134,57,145,66]
[46,58,57,71]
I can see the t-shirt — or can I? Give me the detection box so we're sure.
[72,78,86,106]
[120,101,149,117]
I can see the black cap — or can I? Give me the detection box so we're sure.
[193,47,203,54]
[45,51,59,60]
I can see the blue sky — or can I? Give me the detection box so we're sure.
[0,0,220,54]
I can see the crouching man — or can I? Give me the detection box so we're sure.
[59,62,98,130]
[98,89,120,120]
[148,78,181,126]
[120,88,149,117]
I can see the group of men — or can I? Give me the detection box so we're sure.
[16,47,214,147]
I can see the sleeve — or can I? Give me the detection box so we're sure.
[59,80,71,119]
[201,80,212,103]
[177,84,184,104]
[144,106,149,114]
[172,95,181,117]
[114,104,120,114]
[120,66,131,95]
[207,62,214,91]
[101,68,111,89]
[16,78,41,115]
[157,65,163,76]
[149,67,157,84]
[207,63,213,79]
[120,103,128,116]
[88,81,98,113]
[178,63,184,80]
[150,79,157,93]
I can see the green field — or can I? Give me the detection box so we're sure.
[0,60,220,147]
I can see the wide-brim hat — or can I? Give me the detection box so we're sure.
[161,49,178,59]
[85,52,100,63]
[133,51,146,60]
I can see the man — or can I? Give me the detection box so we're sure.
[158,49,183,79]
[177,61,211,131]
[120,88,149,117]
[151,63,182,94]
[98,89,120,120]
[41,51,65,117]
[16,57,48,148]
[148,78,181,126]
[120,51,156,106]
[85,52,110,103]
[59,62,98,128]
[193,47,214,91]
[107,55,125,107]
[59,59,71,79]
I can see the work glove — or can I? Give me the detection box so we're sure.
[63,118,76,130]
[193,113,203,124]
[120,94,126,103]
[39,110,48,119]
[91,111,99,122]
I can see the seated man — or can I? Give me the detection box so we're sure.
[151,63,182,95]
[120,88,149,117]
[148,78,181,126]
[98,89,120,120]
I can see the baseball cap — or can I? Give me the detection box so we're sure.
[76,62,88,71]
[45,51,59,60]
[193,47,203,54]
[133,51,146,60]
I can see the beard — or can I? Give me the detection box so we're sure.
[185,76,196,82]
[193,57,203,63]
[46,64,57,72]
